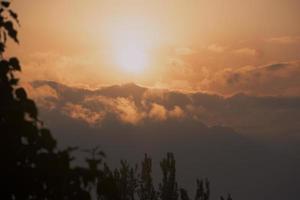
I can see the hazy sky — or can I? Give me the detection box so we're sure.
[9,0,300,95]
[10,2,300,199]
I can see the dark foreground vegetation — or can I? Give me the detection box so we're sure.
[0,2,232,199]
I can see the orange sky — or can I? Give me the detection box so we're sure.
[8,0,300,95]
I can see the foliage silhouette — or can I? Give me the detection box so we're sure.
[138,154,158,200]
[0,1,233,200]
[159,153,178,200]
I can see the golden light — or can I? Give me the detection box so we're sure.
[115,40,148,75]
[108,16,161,76]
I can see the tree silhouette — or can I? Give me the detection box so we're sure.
[138,154,158,200]
[195,179,210,200]
[0,1,92,199]
[0,1,233,200]
[220,194,233,200]
[159,153,179,200]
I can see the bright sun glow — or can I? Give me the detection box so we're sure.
[109,17,160,76]
[115,43,148,75]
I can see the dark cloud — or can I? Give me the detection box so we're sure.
[204,61,300,96]
[264,63,289,71]
[226,72,241,85]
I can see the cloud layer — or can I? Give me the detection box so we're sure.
[28,80,300,138]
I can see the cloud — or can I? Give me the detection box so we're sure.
[84,95,185,124]
[21,51,105,87]
[225,71,241,85]
[148,103,168,121]
[264,63,289,71]
[207,44,226,53]
[23,82,58,110]
[169,105,185,118]
[62,103,105,125]
[160,55,300,96]
[266,36,300,44]
[202,61,300,96]
[30,80,300,138]
[175,47,197,55]
[83,96,145,125]
[25,82,58,99]
[233,48,257,56]
[112,97,145,125]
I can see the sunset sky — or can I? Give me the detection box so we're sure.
[9,0,300,95]
[5,2,300,200]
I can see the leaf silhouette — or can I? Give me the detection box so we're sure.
[15,87,28,100]
[1,0,10,8]
[4,21,18,43]
[9,9,19,24]
[9,57,21,71]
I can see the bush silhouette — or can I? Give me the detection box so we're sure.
[0,2,232,200]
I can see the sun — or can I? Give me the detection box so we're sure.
[115,43,148,75]
[109,20,156,76]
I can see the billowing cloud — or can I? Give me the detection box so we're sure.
[23,82,58,110]
[111,97,145,125]
[169,105,185,118]
[35,87,187,126]
[148,103,168,121]
[30,80,300,138]
[63,103,105,125]
[82,96,146,125]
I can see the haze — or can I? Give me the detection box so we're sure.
[6,1,300,199]
[10,0,300,95]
